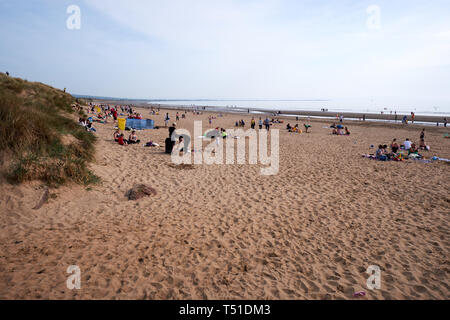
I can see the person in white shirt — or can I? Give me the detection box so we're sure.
[403,138,412,150]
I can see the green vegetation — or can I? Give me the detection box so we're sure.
[0,73,99,187]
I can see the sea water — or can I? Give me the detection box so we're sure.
[147,98,450,117]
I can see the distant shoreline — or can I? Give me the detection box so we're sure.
[88,98,449,124]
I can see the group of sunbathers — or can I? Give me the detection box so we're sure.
[114,129,140,146]
[286,123,311,133]
[79,117,96,132]
[374,130,429,161]
[330,123,350,135]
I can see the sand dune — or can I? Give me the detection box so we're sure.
[0,108,449,299]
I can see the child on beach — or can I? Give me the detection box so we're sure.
[113,129,120,142]
[117,134,128,146]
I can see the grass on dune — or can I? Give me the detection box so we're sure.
[0,73,99,187]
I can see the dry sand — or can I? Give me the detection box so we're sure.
[0,107,449,300]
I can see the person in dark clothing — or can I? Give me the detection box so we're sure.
[169,123,177,140]
[391,139,399,153]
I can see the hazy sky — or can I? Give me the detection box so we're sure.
[1,0,450,109]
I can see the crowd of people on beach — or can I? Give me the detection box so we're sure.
[75,104,448,165]
[368,129,429,161]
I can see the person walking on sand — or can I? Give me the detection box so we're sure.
[264,117,270,131]
[411,112,415,124]
[444,118,447,127]
[164,113,170,127]
[251,117,256,129]
[258,117,263,130]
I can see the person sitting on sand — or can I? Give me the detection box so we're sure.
[292,124,300,133]
[419,138,427,150]
[403,138,412,150]
[113,129,120,142]
[286,123,292,131]
[409,143,418,155]
[330,123,337,129]
[128,131,141,144]
[85,122,96,132]
[391,139,399,153]
[117,134,128,146]
[376,145,387,161]
[344,127,350,135]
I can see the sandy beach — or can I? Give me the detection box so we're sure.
[0,106,449,300]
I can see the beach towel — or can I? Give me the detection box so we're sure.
[432,156,450,162]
